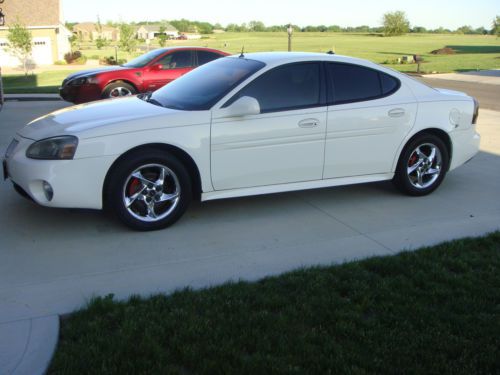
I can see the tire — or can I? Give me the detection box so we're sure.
[102,81,136,99]
[105,150,192,231]
[393,133,449,196]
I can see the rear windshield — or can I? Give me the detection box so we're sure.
[151,57,265,110]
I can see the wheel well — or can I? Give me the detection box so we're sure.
[103,144,202,206]
[404,128,453,170]
[105,79,139,92]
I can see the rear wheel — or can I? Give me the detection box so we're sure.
[105,150,191,230]
[393,133,449,196]
[102,82,136,99]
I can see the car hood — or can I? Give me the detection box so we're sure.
[63,66,129,83]
[17,97,210,140]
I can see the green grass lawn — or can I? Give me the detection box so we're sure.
[3,33,499,94]
[2,70,78,94]
[48,232,500,375]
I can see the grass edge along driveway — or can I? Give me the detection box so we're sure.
[49,232,500,375]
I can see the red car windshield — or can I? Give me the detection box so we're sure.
[122,49,168,68]
[150,57,265,110]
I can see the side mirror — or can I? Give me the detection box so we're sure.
[217,96,260,118]
[152,64,163,70]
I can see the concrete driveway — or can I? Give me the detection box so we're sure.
[1,100,499,374]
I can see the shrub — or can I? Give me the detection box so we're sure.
[54,60,67,65]
[64,50,82,64]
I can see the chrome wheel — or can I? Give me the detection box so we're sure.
[122,164,181,222]
[109,86,133,98]
[406,143,442,189]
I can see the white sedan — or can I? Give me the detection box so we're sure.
[3,52,480,230]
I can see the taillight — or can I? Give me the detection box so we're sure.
[472,97,479,124]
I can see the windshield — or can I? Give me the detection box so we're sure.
[151,57,266,110]
[122,49,167,68]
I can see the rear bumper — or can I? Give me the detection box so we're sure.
[449,127,480,171]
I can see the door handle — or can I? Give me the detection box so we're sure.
[388,108,405,118]
[298,119,320,128]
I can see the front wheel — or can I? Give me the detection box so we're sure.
[105,151,192,230]
[393,133,449,196]
[102,82,136,99]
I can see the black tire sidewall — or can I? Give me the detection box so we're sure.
[106,151,192,231]
[102,82,136,99]
[394,134,449,196]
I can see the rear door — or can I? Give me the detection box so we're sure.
[195,50,225,67]
[323,63,417,178]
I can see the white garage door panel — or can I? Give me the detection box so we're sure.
[32,37,53,65]
[0,37,53,67]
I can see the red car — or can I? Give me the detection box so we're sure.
[59,47,229,104]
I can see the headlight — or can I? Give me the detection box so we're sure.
[68,76,98,86]
[26,136,79,160]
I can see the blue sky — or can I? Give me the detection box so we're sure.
[62,0,498,29]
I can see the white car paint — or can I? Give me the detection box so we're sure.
[4,52,480,213]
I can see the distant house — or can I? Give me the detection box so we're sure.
[137,24,178,40]
[73,22,120,41]
[0,0,72,66]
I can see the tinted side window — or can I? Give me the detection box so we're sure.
[227,63,321,113]
[197,51,223,66]
[380,72,399,95]
[328,63,381,104]
[157,50,192,69]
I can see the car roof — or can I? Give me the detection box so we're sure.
[227,52,373,68]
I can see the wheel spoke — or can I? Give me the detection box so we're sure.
[415,147,426,160]
[146,201,157,219]
[125,187,146,208]
[428,147,436,163]
[416,170,424,187]
[425,167,440,176]
[157,191,180,203]
[132,171,154,185]
[156,167,167,185]
[407,159,423,174]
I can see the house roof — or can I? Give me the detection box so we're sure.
[1,0,62,27]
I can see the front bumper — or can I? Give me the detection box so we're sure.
[59,83,102,104]
[4,136,116,209]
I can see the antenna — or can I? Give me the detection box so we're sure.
[239,46,245,58]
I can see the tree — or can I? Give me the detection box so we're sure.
[382,11,410,36]
[157,25,167,47]
[119,23,137,53]
[456,25,473,34]
[248,20,266,32]
[7,22,33,76]
[492,16,500,37]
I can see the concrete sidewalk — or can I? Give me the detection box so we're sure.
[4,93,61,101]
[423,69,500,85]
[0,104,499,375]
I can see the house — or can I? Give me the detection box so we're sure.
[0,0,72,66]
[73,22,120,41]
[137,24,178,40]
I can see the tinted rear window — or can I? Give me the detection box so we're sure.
[328,63,399,104]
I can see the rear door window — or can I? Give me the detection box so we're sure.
[327,63,399,104]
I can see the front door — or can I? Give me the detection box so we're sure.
[142,50,194,91]
[211,62,327,190]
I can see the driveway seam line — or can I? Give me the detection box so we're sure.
[294,194,395,253]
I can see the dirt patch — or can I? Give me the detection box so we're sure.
[431,47,456,55]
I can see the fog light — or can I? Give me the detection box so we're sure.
[42,181,54,201]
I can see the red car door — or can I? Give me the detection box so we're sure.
[142,50,194,91]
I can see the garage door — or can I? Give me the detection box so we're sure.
[0,37,53,67]
[32,37,53,65]
[0,39,19,67]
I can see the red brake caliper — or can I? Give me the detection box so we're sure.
[409,153,418,166]
[128,178,141,196]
